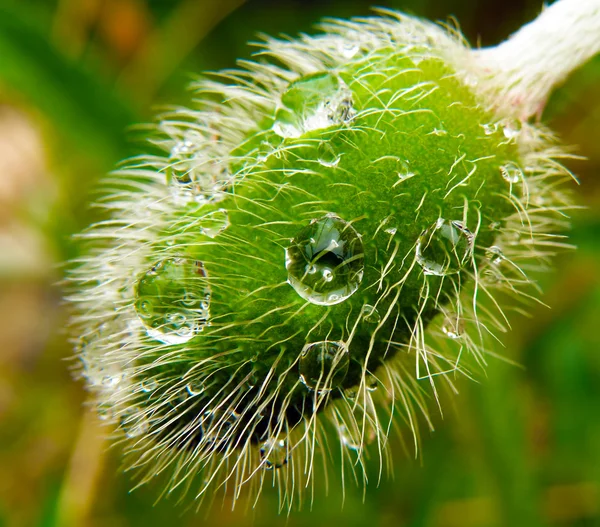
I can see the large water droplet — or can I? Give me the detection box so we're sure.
[134,258,211,345]
[317,142,341,168]
[273,72,355,139]
[415,219,473,276]
[299,340,349,392]
[260,437,288,469]
[285,215,364,305]
[199,209,229,238]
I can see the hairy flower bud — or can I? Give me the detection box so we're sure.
[68,8,584,510]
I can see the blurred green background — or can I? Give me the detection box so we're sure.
[0,0,598,526]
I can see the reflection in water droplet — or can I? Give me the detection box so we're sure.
[134,258,211,345]
[485,246,505,265]
[415,218,473,276]
[285,215,364,305]
[361,304,381,324]
[299,341,349,392]
[200,209,229,238]
[260,437,288,469]
[273,72,355,138]
[500,163,522,184]
[441,314,464,339]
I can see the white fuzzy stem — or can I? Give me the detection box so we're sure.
[471,0,600,119]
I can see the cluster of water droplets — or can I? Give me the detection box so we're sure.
[415,218,474,276]
[134,258,211,345]
[285,214,365,306]
[273,72,356,139]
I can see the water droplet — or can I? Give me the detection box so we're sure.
[199,209,229,238]
[273,72,355,138]
[339,425,359,450]
[299,340,349,393]
[285,215,364,305]
[337,41,359,59]
[482,123,497,135]
[500,163,522,184]
[202,409,239,448]
[102,373,122,388]
[485,246,505,264]
[185,378,204,397]
[120,408,148,438]
[167,138,232,204]
[141,378,158,393]
[260,437,288,469]
[97,402,113,421]
[441,315,464,339]
[134,258,211,345]
[415,218,474,276]
[344,386,359,399]
[502,120,521,139]
[361,304,381,324]
[365,373,378,392]
[317,142,341,167]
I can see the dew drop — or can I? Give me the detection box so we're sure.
[140,378,158,393]
[502,119,521,139]
[202,409,239,448]
[500,162,522,184]
[317,142,341,167]
[415,218,473,276]
[339,425,359,450]
[97,402,113,421]
[185,378,204,397]
[260,437,288,469]
[273,72,355,139]
[482,123,497,135]
[199,208,229,238]
[361,304,381,324]
[337,41,359,59]
[441,315,464,339]
[285,215,364,305]
[134,258,211,345]
[485,246,505,265]
[102,373,122,388]
[365,373,378,392]
[120,408,149,438]
[299,340,349,392]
